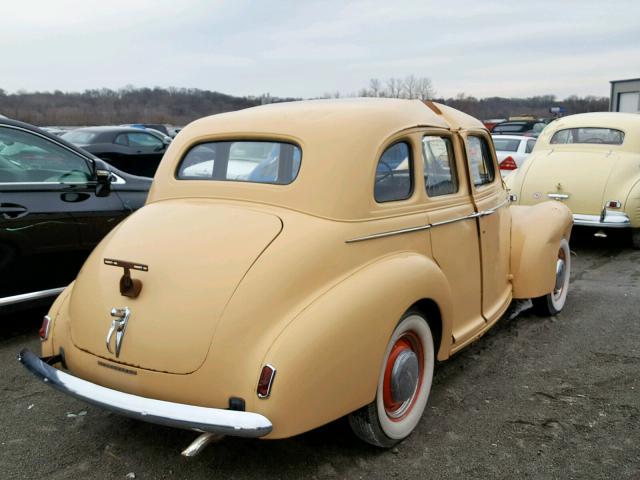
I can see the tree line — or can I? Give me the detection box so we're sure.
[0,81,609,127]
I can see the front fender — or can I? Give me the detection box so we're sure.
[257,252,453,439]
[510,202,572,299]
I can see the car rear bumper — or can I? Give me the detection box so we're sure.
[18,348,272,438]
[573,212,630,228]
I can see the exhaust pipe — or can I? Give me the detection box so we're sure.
[181,432,224,457]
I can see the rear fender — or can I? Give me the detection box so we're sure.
[257,252,453,439]
[510,202,572,299]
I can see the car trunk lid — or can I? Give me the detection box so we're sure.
[521,148,618,215]
[69,200,283,374]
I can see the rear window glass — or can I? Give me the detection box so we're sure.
[492,138,520,152]
[550,128,624,145]
[62,131,98,144]
[177,141,301,184]
[374,142,412,202]
[493,123,527,133]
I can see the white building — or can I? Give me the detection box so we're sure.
[610,78,640,113]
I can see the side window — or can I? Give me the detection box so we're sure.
[467,136,495,187]
[0,126,91,183]
[114,134,129,146]
[525,139,536,154]
[127,133,163,149]
[374,142,412,203]
[423,136,458,197]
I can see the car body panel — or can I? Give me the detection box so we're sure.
[36,99,571,440]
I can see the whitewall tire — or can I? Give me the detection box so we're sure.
[532,238,571,316]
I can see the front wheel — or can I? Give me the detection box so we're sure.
[349,311,434,447]
[532,238,571,316]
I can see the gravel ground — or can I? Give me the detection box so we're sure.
[1,229,639,480]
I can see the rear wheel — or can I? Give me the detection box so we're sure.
[532,238,571,316]
[349,311,434,447]
[632,229,640,249]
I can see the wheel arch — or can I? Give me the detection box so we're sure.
[254,252,454,439]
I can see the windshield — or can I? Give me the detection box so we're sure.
[550,128,625,145]
[62,131,99,144]
[177,140,301,185]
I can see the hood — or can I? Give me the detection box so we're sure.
[520,148,619,215]
[69,199,283,374]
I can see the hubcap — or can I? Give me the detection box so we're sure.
[554,248,567,298]
[382,332,423,420]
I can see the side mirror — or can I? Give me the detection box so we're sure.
[95,168,112,197]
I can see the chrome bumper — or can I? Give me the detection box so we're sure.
[573,212,630,228]
[18,349,272,438]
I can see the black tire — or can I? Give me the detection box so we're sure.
[632,229,640,250]
[349,311,434,448]
[532,238,571,316]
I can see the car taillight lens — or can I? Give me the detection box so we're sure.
[606,200,621,208]
[257,364,276,398]
[39,315,51,341]
[499,156,517,170]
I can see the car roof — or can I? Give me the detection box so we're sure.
[491,134,532,140]
[149,99,487,220]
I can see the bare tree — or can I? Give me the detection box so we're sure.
[369,78,382,97]
[402,75,417,99]
[386,78,402,98]
[416,77,436,100]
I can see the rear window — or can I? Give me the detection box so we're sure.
[493,123,527,133]
[177,140,301,184]
[550,128,625,145]
[62,131,98,144]
[492,138,520,152]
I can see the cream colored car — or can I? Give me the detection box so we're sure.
[506,112,640,248]
[20,99,572,454]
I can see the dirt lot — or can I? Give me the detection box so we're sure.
[1,229,639,480]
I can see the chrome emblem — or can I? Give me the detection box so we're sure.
[106,307,130,358]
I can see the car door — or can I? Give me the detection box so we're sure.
[0,125,124,302]
[462,131,512,322]
[421,132,485,348]
[126,132,166,177]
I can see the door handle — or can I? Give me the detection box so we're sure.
[0,203,28,219]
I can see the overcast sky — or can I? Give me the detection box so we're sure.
[2,0,638,99]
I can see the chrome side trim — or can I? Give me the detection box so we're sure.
[573,212,630,228]
[346,196,511,244]
[548,193,569,200]
[0,287,65,307]
[18,349,273,438]
[345,224,432,243]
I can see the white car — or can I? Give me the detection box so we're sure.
[491,134,537,174]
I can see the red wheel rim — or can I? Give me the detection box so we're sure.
[382,331,424,421]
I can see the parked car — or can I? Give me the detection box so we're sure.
[506,112,640,248]
[20,99,572,455]
[492,134,537,173]
[492,120,547,137]
[0,118,151,310]
[122,123,171,137]
[62,126,169,177]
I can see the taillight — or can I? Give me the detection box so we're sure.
[606,200,621,208]
[257,364,276,398]
[499,156,517,170]
[39,315,51,341]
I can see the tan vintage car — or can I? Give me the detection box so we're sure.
[20,99,572,454]
[506,112,640,248]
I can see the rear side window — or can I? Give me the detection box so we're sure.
[467,136,495,187]
[177,140,301,185]
[374,142,412,203]
[550,128,624,145]
[423,136,458,197]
